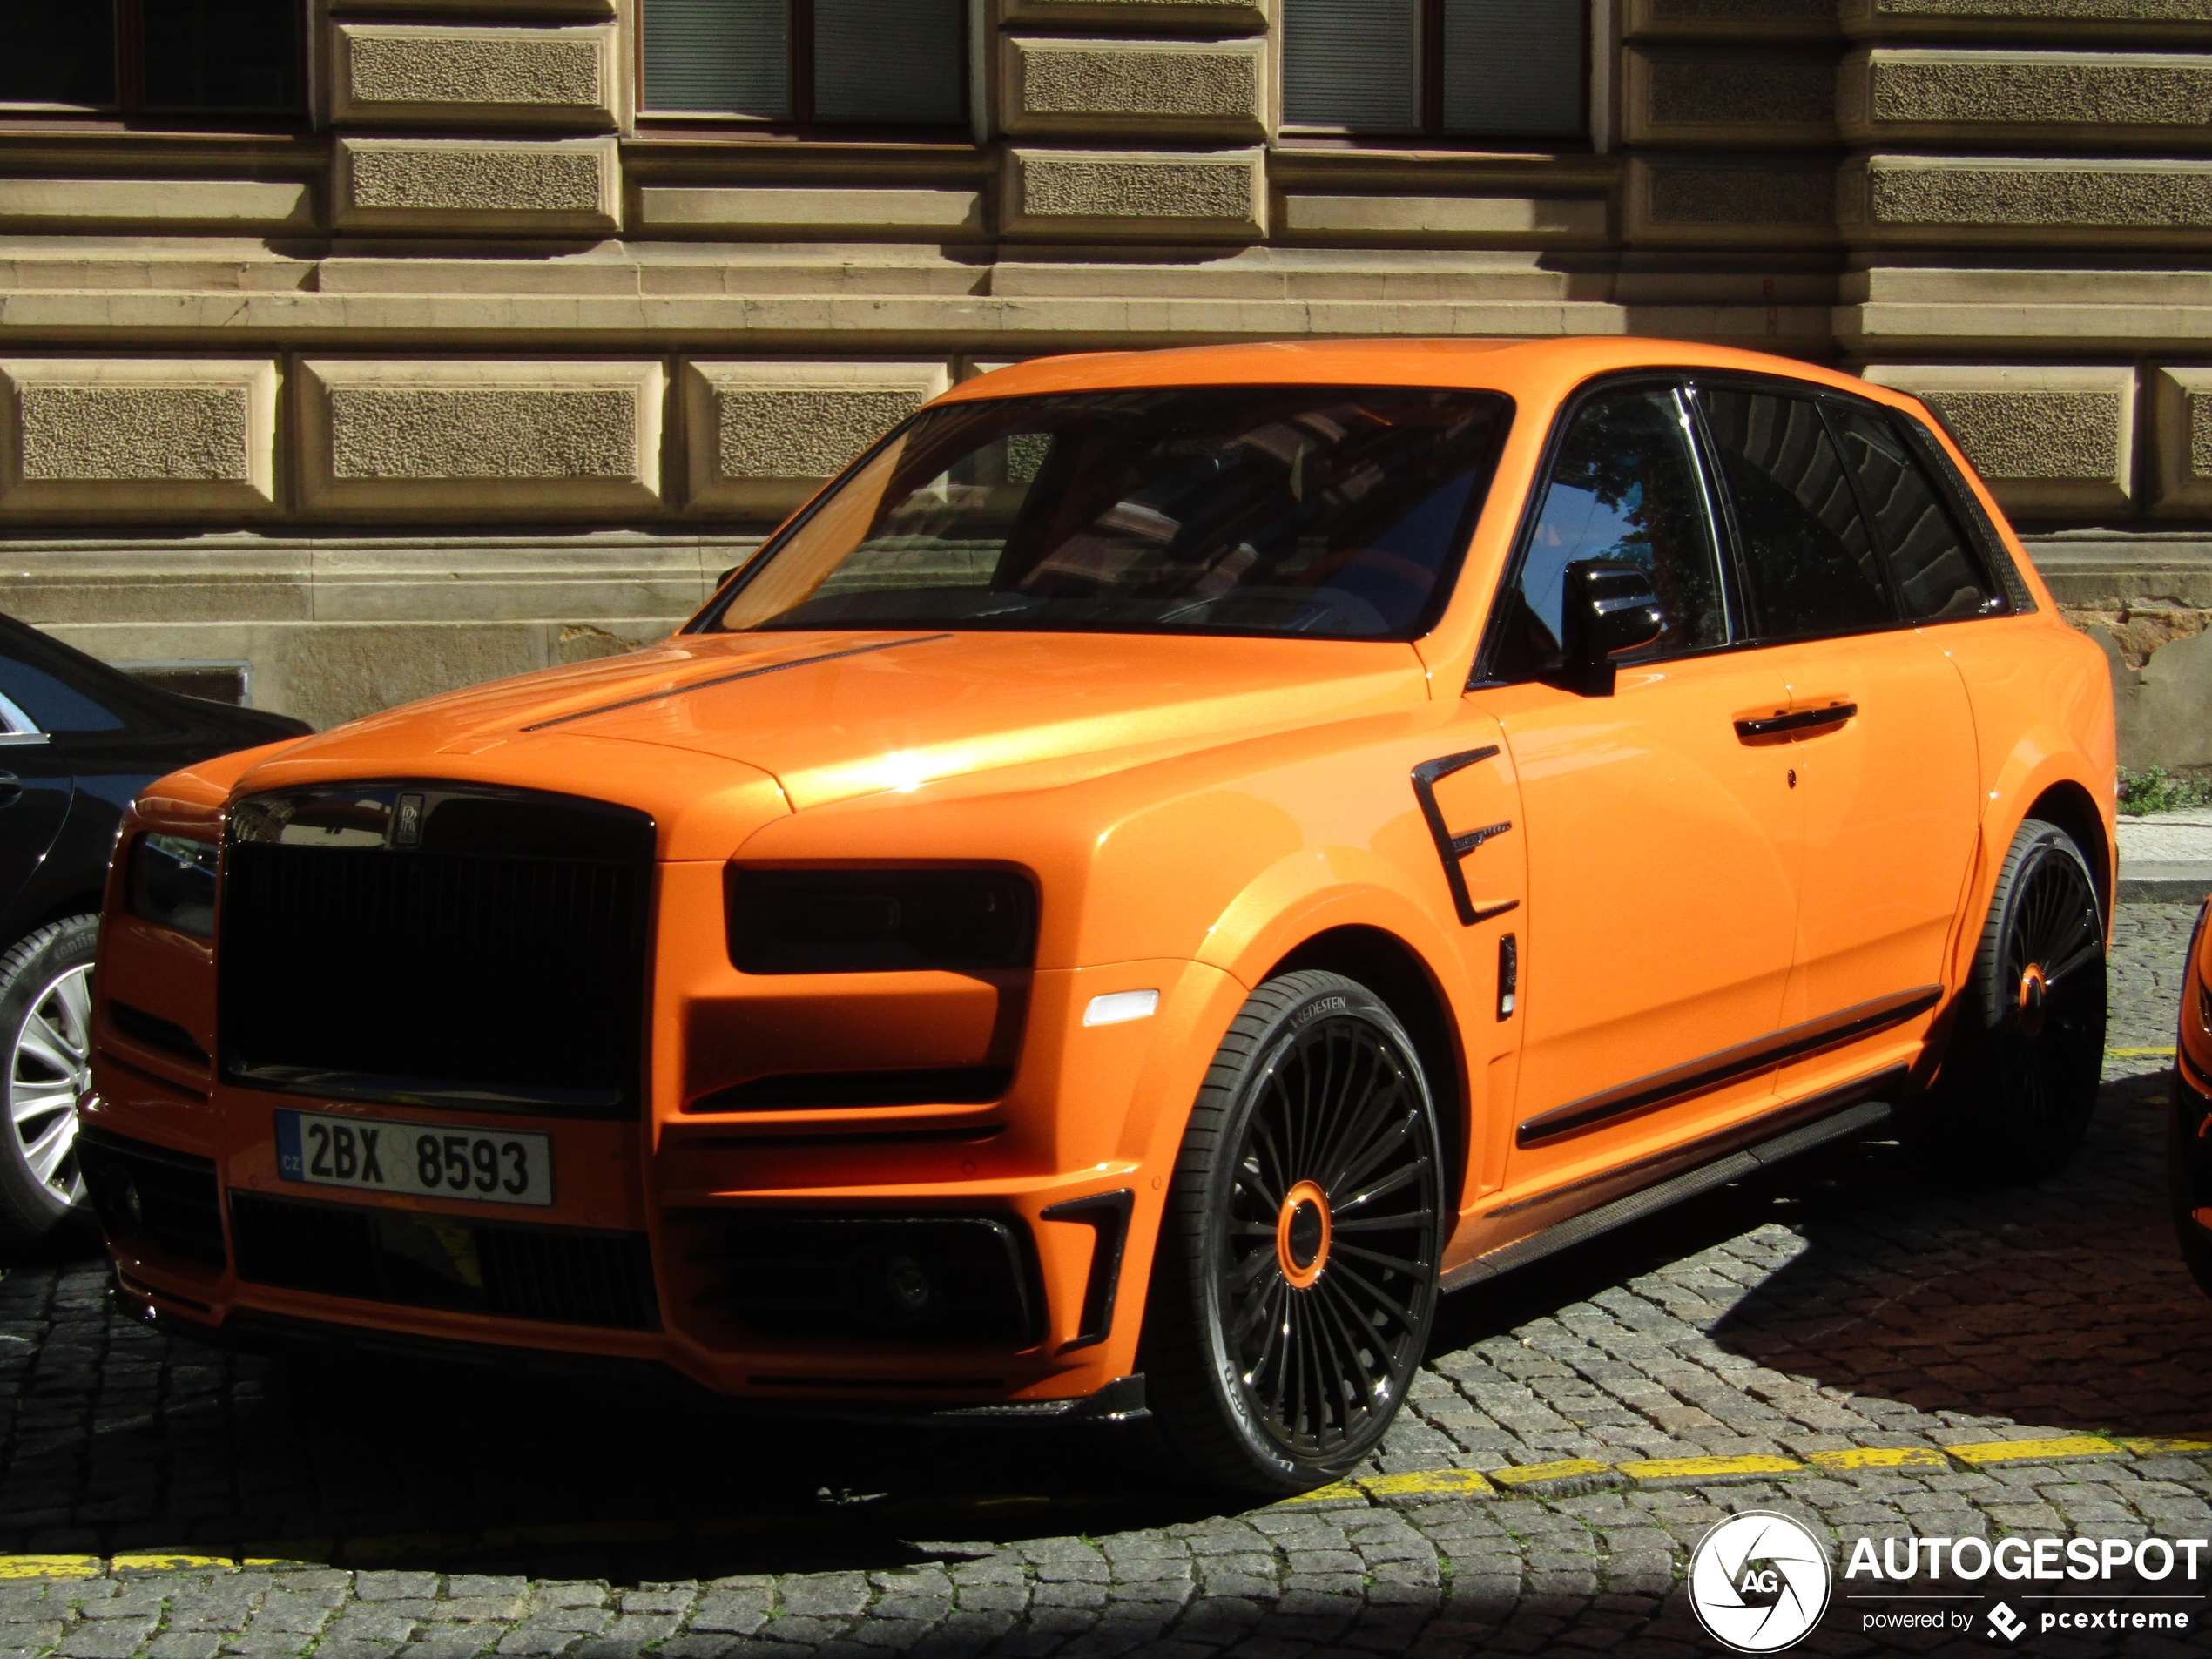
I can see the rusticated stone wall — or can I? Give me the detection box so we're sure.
[0,0,2207,773]
[334,24,619,126]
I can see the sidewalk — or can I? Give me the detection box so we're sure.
[2117,805,2212,904]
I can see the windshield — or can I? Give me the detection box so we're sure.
[695,385,1513,641]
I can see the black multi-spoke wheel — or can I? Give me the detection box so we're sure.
[1929,819,2106,1181]
[1142,971,1442,1493]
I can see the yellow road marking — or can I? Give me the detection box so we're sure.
[10,1426,2209,1575]
[1618,1454,1803,1482]
[240,1543,332,1568]
[110,1553,233,1573]
[1807,1447,1949,1472]
[2109,1047,2176,1057]
[0,1556,101,1581]
[1271,1480,1367,1507]
[1359,1469,1496,1501]
[2121,1435,2212,1456]
[1488,1459,1614,1488]
[1944,1435,2124,1466]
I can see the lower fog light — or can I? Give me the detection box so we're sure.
[884,1253,934,1318]
[114,1172,145,1234]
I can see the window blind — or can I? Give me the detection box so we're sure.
[813,0,962,124]
[1282,0,1420,132]
[642,0,789,118]
[1440,0,1584,137]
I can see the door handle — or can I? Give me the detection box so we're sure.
[0,771,19,808]
[1733,702,1857,742]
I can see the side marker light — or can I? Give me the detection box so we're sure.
[1084,989,1160,1028]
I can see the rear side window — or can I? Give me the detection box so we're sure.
[1831,408,1993,624]
[1491,384,1729,681]
[1702,388,1896,644]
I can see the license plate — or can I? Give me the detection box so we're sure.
[275,1110,554,1207]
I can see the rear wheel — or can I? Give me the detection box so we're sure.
[0,915,99,1245]
[1930,819,2106,1181]
[1141,971,1443,1494]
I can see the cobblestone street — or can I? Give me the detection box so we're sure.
[3,906,2209,1656]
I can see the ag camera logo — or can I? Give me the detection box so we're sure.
[1689,1511,1833,1653]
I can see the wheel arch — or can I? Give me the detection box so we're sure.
[2024,779,2113,928]
[1262,923,1471,1217]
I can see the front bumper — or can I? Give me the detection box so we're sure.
[85,901,1234,1406]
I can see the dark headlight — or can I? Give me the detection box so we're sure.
[129,833,219,940]
[729,867,1036,974]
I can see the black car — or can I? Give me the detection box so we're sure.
[0,614,308,1244]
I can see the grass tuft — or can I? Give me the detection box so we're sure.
[2119,766,2212,816]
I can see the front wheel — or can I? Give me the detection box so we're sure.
[1928,818,2106,1182]
[1140,971,1444,1494]
[0,914,100,1246]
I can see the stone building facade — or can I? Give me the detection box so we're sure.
[0,0,2208,765]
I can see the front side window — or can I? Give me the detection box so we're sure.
[1701,388,1897,644]
[1831,408,1994,624]
[0,0,302,114]
[697,386,1512,641]
[1490,384,1728,682]
[642,0,964,125]
[1281,0,1585,138]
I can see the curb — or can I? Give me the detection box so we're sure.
[2117,866,2212,905]
[1276,1432,2212,1512]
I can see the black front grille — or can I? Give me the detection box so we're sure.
[219,785,653,1115]
[78,1130,226,1269]
[229,1190,660,1331]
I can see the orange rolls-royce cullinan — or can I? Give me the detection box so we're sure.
[84,338,2114,1493]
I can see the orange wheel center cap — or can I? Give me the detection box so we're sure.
[1277,1179,1332,1290]
[2019,963,2049,1035]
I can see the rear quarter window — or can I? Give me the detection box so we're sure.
[0,657,124,733]
[1896,414,2038,614]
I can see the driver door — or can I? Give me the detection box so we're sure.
[1474,381,1804,1203]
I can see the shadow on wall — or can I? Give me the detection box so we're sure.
[2080,614,2212,779]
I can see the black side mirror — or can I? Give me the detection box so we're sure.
[1558,559,1664,696]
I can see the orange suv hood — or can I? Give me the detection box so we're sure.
[246,629,1432,817]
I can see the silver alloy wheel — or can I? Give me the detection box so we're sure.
[9,959,90,1206]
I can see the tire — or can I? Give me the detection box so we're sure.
[1928,819,2107,1182]
[0,914,99,1246]
[1140,970,1445,1494]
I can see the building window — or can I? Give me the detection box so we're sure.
[0,0,304,115]
[642,0,966,125]
[1281,0,1584,138]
